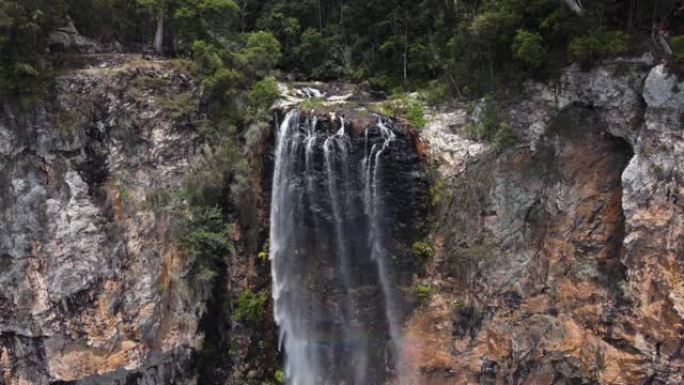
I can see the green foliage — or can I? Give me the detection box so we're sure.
[156,92,196,125]
[468,97,517,151]
[299,97,325,110]
[249,75,280,111]
[295,28,343,79]
[190,30,281,126]
[411,241,435,262]
[274,370,285,384]
[375,94,426,129]
[671,35,684,63]
[173,0,239,51]
[0,0,66,99]
[236,31,282,79]
[512,29,545,69]
[411,284,434,304]
[184,137,247,208]
[179,206,233,259]
[568,30,629,66]
[406,99,427,130]
[176,205,233,296]
[66,0,147,43]
[491,122,517,152]
[233,289,269,324]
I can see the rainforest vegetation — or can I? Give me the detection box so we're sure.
[1,0,683,102]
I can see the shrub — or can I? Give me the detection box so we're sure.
[176,205,234,297]
[491,122,517,152]
[179,206,234,259]
[672,35,684,63]
[413,284,434,304]
[406,99,427,130]
[299,97,325,110]
[375,94,426,129]
[275,370,285,384]
[236,31,283,79]
[412,241,435,261]
[568,30,629,66]
[249,75,280,111]
[467,96,517,151]
[512,29,545,69]
[156,92,196,125]
[234,289,269,324]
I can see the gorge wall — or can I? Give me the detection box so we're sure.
[415,59,684,385]
[0,53,682,385]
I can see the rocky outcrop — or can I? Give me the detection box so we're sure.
[409,61,684,384]
[0,56,203,384]
[48,19,102,54]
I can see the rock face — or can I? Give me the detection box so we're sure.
[48,19,101,53]
[1,52,682,385]
[410,62,684,384]
[0,56,203,384]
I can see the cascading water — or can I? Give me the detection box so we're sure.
[270,108,426,385]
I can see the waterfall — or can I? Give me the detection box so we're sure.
[270,109,418,385]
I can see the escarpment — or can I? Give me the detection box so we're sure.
[0,56,205,384]
[413,61,684,385]
[1,53,683,385]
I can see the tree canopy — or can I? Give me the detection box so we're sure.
[1,0,683,101]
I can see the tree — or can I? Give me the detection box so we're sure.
[0,0,67,98]
[138,0,165,52]
[512,29,545,69]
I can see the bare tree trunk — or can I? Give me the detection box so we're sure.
[240,0,249,32]
[318,0,323,31]
[403,8,408,83]
[561,0,583,15]
[154,6,164,54]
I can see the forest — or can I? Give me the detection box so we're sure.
[1,0,683,101]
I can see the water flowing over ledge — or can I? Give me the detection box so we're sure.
[269,109,428,385]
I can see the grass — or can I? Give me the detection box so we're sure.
[299,97,326,110]
[57,98,94,134]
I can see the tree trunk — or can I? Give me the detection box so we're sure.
[241,0,249,32]
[561,0,583,15]
[403,8,408,83]
[154,7,164,54]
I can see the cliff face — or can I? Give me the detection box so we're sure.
[1,53,682,385]
[414,61,684,384]
[0,56,204,384]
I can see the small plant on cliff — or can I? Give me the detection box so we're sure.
[374,94,427,129]
[405,99,427,130]
[258,242,269,264]
[412,241,435,262]
[299,97,326,110]
[672,35,684,63]
[233,289,269,324]
[411,284,434,305]
[177,205,234,297]
[274,370,286,384]
[467,96,517,152]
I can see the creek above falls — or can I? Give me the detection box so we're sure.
[269,108,429,385]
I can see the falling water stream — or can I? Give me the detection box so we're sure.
[270,108,423,385]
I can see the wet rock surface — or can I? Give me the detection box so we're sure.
[269,109,429,385]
